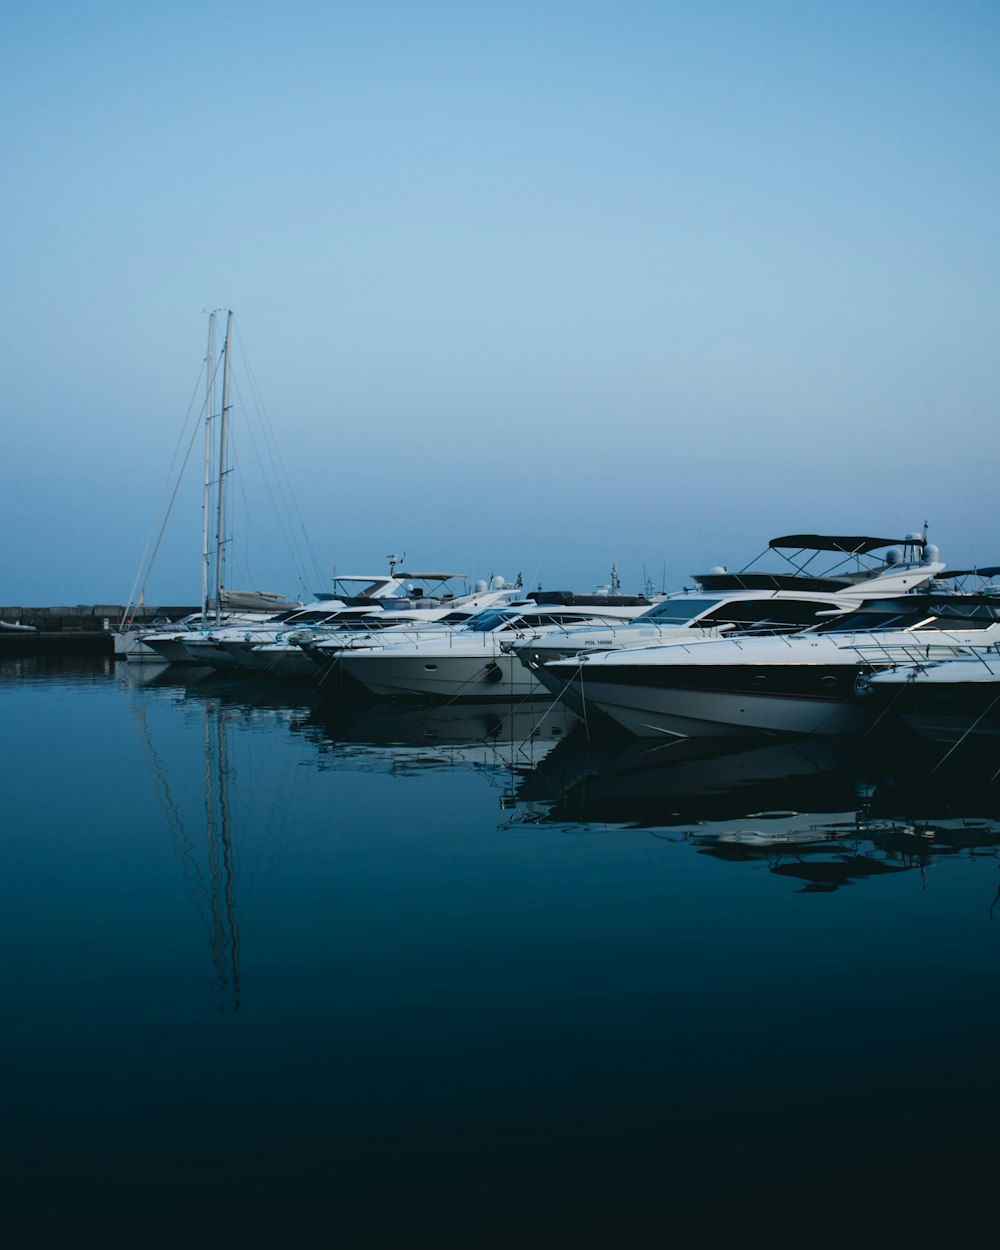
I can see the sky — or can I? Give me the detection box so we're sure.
[2,0,998,605]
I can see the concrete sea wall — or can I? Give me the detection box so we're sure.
[0,606,198,653]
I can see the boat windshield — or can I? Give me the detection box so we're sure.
[465,609,522,633]
[640,597,723,624]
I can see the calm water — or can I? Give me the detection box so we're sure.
[3,657,1000,1248]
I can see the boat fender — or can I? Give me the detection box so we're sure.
[485,662,504,684]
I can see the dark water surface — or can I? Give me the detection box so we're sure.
[3,658,1000,1248]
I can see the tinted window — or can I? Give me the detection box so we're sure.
[820,599,1000,633]
[466,610,520,632]
[820,605,924,633]
[915,606,1000,630]
[642,597,722,624]
[704,599,844,632]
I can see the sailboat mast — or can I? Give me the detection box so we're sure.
[201,313,215,620]
[215,310,233,622]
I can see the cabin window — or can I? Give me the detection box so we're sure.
[701,599,843,632]
[642,597,722,624]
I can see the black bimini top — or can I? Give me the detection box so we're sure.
[693,571,858,592]
[695,533,931,592]
[768,534,925,555]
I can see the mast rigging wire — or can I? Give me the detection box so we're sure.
[120,362,209,627]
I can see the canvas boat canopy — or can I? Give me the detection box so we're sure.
[768,534,926,555]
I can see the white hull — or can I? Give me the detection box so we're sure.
[114,629,162,661]
[141,635,206,664]
[341,650,545,701]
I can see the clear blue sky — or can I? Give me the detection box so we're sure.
[3,0,998,604]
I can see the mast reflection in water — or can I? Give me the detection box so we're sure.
[4,656,1000,1248]
[204,699,240,1007]
[127,667,247,1009]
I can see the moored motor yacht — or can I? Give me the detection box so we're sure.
[139,598,304,664]
[185,572,520,673]
[293,585,532,681]
[337,593,661,701]
[243,580,526,679]
[511,532,946,696]
[179,570,467,669]
[543,590,1000,740]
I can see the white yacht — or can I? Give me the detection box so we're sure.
[542,591,1000,740]
[243,579,525,679]
[138,595,303,664]
[183,572,512,673]
[337,594,661,701]
[866,647,1000,745]
[511,532,946,695]
[176,572,400,668]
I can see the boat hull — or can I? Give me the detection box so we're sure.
[141,635,205,664]
[182,638,244,669]
[551,660,880,739]
[239,645,318,678]
[871,679,1000,744]
[341,650,546,701]
[113,629,162,661]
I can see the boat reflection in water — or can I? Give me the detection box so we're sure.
[509,727,1000,893]
[298,697,579,800]
[122,661,1000,898]
[123,656,579,798]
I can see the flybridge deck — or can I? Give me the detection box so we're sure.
[314,572,474,606]
[694,532,939,593]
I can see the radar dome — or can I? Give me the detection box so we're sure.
[490,575,506,589]
[475,580,488,593]
[707,566,726,576]
[922,543,940,564]
[884,548,902,565]
[905,532,924,543]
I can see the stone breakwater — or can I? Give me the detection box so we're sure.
[0,605,197,652]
